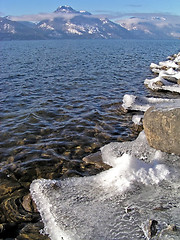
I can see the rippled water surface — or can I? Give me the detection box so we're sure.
[1,39,180,168]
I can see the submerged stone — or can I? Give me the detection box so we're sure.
[82,151,110,169]
[17,222,50,240]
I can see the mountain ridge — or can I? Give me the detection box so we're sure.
[0,6,179,40]
[116,16,180,39]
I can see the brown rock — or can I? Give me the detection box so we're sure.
[177,79,180,85]
[154,81,164,87]
[143,106,180,155]
[0,175,22,204]
[17,222,50,240]
[22,194,38,213]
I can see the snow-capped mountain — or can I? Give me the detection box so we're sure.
[54,5,91,16]
[0,6,132,40]
[116,16,180,39]
[0,17,45,40]
[0,6,179,40]
[36,6,132,39]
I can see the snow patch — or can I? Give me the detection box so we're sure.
[3,23,16,33]
[39,23,54,30]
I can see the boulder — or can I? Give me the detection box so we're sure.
[143,106,180,155]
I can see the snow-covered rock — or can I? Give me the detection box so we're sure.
[145,52,180,93]
[122,94,180,112]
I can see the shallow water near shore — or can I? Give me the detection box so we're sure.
[1,39,180,168]
[1,39,180,238]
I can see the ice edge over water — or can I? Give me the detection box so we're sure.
[122,94,180,112]
[30,132,173,240]
[30,180,72,240]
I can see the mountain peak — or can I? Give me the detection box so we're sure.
[54,6,78,14]
[54,6,91,16]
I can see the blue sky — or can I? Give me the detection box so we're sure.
[1,0,180,17]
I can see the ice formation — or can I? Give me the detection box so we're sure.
[122,94,180,112]
[145,52,180,93]
[132,114,143,125]
[144,77,180,93]
[30,132,180,240]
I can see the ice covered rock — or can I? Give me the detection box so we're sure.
[159,60,180,70]
[144,76,180,93]
[143,105,180,155]
[150,63,162,70]
[159,69,180,83]
[29,131,180,240]
[146,52,180,93]
[122,94,180,112]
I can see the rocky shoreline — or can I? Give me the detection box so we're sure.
[80,52,180,239]
[119,51,180,238]
[123,51,180,156]
[78,51,180,239]
[1,52,180,239]
[144,52,180,93]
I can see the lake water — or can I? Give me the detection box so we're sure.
[1,39,180,239]
[1,39,180,168]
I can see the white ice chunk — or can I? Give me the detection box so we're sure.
[159,60,179,69]
[144,76,180,93]
[132,114,143,125]
[174,71,180,79]
[30,132,180,240]
[174,55,180,63]
[122,94,136,109]
[151,68,161,74]
[165,68,177,75]
[150,63,163,74]
[157,68,180,83]
[122,94,180,112]
[162,85,180,93]
[150,63,161,69]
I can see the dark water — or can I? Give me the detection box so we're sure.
[0,39,180,168]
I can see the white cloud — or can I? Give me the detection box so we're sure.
[93,10,180,25]
[9,12,80,22]
[7,10,180,31]
[115,13,180,27]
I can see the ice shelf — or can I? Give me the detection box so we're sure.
[30,132,180,240]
